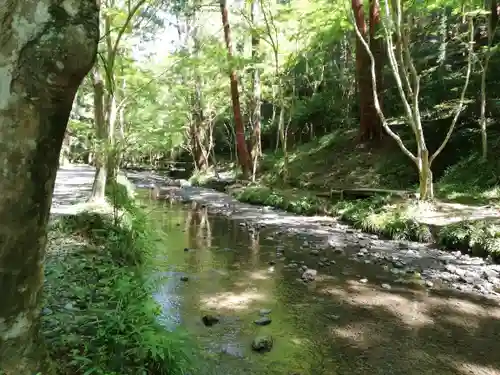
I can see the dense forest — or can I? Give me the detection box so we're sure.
[63,0,500,202]
[2,0,500,374]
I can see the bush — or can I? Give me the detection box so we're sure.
[437,220,500,260]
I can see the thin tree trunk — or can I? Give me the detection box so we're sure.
[90,67,108,202]
[250,0,262,182]
[0,2,99,373]
[220,0,252,178]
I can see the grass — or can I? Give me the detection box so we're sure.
[233,184,500,260]
[42,181,202,375]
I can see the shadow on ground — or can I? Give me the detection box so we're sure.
[149,200,500,375]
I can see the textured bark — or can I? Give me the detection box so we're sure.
[250,0,262,181]
[0,2,99,374]
[220,0,252,178]
[90,67,107,201]
[352,0,383,142]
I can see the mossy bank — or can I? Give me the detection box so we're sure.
[189,175,500,263]
[235,185,500,261]
[42,181,201,375]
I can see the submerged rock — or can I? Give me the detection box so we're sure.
[251,335,273,352]
[254,317,272,326]
[301,269,317,281]
[259,308,272,316]
[180,275,189,282]
[202,314,220,326]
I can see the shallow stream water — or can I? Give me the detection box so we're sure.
[143,196,500,375]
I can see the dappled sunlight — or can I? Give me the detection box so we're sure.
[246,269,273,281]
[448,358,500,375]
[330,322,388,350]
[319,281,435,328]
[200,290,268,311]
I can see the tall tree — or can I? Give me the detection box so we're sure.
[250,0,263,181]
[89,0,148,201]
[220,0,253,178]
[352,0,383,142]
[0,2,99,373]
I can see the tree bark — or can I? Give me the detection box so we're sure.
[250,0,262,182]
[90,67,108,202]
[220,0,252,178]
[0,2,99,374]
[352,0,383,142]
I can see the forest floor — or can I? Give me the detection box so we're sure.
[191,129,500,261]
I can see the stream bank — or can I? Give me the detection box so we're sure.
[44,170,202,375]
[126,170,500,298]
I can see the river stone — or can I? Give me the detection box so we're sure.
[202,315,220,326]
[180,275,189,282]
[259,309,272,316]
[310,249,320,256]
[301,269,317,281]
[254,317,272,326]
[251,335,273,352]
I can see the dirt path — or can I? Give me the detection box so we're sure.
[50,164,95,216]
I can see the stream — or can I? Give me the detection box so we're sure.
[138,189,500,375]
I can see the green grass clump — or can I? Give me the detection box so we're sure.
[43,187,201,375]
[437,220,500,260]
[234,185,432,241]
[235,185,328,215]
[336,198,433,242]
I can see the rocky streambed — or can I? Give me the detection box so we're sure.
[124,171,500,300]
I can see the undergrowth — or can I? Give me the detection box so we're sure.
[43,182,201,375]
[234,185,432,241]
[234,184,500,260]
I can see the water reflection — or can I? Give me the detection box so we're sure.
[145,196,500,375]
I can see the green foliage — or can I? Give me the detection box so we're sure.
[438,153,500,202]
[236,185,328,215]
[43,193,202,375]
[438,220,500,259]
[234,185,432,241]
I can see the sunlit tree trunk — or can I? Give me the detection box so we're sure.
[479,0,498,160]
[352,0,474,200]
[250,0,262,182]
[90,67,108,202]
[0,2,99,373]
[220,0,252,178]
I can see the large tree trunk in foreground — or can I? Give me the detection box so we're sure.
[220,0,252,178]
[0,2,99,374]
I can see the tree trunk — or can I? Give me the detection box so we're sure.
[220,0,252,178]
[352,0,382,142]
[366,0,384,140]
[0,2,99,374]
[90,67,108,202]
[250,0,262,182]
